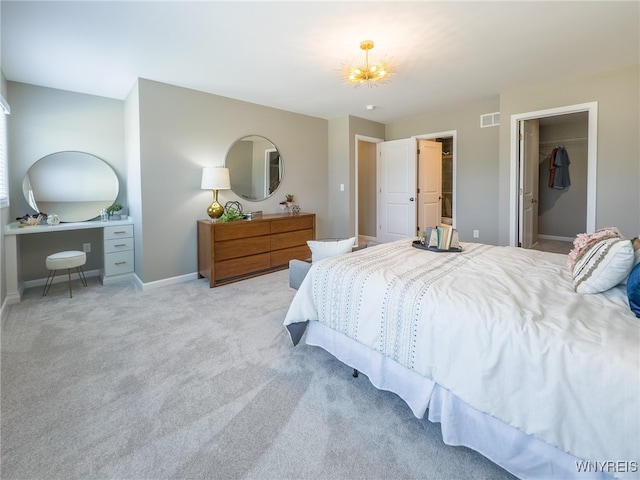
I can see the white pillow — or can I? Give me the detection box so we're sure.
[573,238,634,294]
[619,248,640,285]
[307,237,356,263]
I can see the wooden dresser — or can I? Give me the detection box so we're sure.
[197,213,315,287]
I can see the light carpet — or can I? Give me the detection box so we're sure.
[1,270,515,479]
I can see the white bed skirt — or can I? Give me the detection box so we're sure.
[305,321,616,480]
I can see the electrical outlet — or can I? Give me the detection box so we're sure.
[83,243,91,253]
[473,230,479,238]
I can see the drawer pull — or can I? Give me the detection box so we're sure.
[114,244,127,247]
[115,261,127,265]
[113,231,127,235]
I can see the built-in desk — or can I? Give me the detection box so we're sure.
[4,217,135,304]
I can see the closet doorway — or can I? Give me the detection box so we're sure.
[356,135,383,246]
[416,133,456,230]
[510,102,597,249]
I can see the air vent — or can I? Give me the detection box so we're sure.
[480,112,500,128]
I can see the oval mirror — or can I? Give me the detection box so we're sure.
[225,135,282,201]
[22,151,119,222]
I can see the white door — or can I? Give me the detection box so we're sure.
[417,139,442,234]
[377,138,417,243]
[519,119,539,248]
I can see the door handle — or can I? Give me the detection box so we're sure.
[409,197,415,202]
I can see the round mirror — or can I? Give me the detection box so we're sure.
[225,135,282,201]
[23,151,119,222]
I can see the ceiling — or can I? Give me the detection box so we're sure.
[2,1,639,124]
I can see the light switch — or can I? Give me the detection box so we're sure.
[340,184,344,191]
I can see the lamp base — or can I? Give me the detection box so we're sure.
[207,201,224,219]
[207,189,224,219]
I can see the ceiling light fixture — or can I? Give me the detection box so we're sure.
[343,40,394,87]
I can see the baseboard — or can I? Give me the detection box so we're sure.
[23,269,101,289]
[538,234,574,242]
[1,296,11,324]
[139,272,199,291]
[3,271,196,304]
[21,271,198,293]
[358,234,377,246]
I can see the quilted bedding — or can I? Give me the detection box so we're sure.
[284,240,639,469]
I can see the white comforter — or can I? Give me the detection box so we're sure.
[284,240,639,467]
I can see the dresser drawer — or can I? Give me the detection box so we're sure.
[271,245,312,268]
[215,236,270,262]
[271,228,314,251]
[215,253,270,281]
[270,215,314,234]
[104,225,134,240]
[104,251,134,276]
[104,237,134,253]
[214,221,270,241]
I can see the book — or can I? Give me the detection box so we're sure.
[436,226,444,249]
[423,225,459,251]
[426,227,439,248]
[450,229,460,249]
[439,223,453,250]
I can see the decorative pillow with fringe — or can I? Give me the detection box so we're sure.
[567,227,623,272]
[572,237,634,294]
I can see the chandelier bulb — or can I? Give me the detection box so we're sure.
[341,39,394,88]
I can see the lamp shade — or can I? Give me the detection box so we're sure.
[201,167,230,190]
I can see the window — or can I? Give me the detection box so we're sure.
[0,94,10,207]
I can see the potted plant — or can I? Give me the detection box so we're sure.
[106,203,124,219]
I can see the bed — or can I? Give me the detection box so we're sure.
[283,239,639,480]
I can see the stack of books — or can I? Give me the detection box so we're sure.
[424,224,460,250]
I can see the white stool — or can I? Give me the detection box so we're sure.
[43,251,88,298]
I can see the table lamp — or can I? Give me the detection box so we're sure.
[201,167,230,219]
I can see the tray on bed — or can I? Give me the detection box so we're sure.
[412,240,462,252]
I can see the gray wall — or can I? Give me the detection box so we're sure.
[538,116,589,238]
[384,65,639,245]
[5,82,125,279]
[327,115,384,239]
[386,97,501,244]
[498,65,640,243]
[357,140,377,238]
[0,67,7,307]
[4,79,329,286]
[133,79,328,284]
[1,64,638,298]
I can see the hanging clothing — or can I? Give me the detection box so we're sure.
[548,147,558,188]
[553,146,571,189]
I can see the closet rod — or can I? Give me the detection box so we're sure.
[539,136,588,146]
